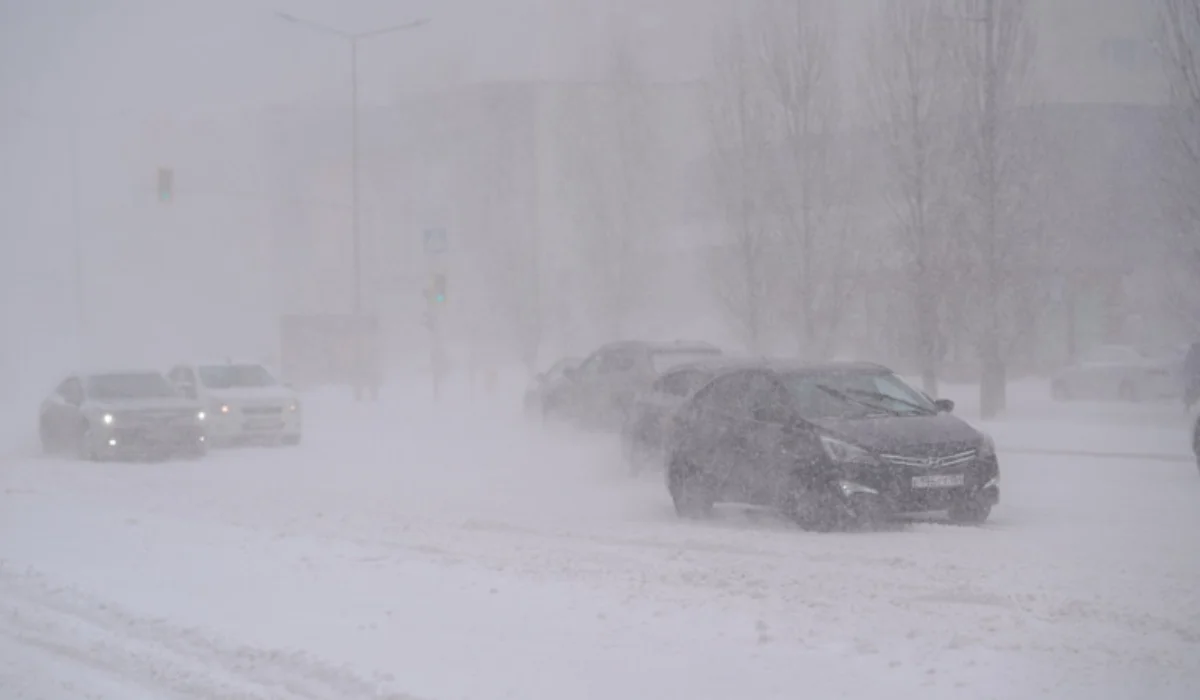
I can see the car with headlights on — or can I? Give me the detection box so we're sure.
[167,361,302,446]
[38,370,208,460]
[663,360,999,531]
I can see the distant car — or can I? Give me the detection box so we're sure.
[664,360,999,531]
[523,357,582,417]
[620,360,732,475]
[544,340,723,431]
[167,361,302,446]
[38,370,208,461]
[1050,345,1181,402]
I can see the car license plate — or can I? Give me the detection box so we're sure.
[912,474,964,489]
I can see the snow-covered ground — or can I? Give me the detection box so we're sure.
[2,378,1198,699]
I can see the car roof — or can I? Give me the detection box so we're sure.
[699,358,895,379]
[175,359,271,368]
[74,368,170,381]
[599,340,722,354]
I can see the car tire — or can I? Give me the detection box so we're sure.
[668,457,714,519]
[786,484,841,533]
[38,418,56,455]
[76,423,98,462]
[948,499,992,525]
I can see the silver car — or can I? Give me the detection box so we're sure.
[38,370,208,461]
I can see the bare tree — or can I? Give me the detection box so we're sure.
[758,0,849,360]
[1157,0,1200,336]
[944,0,1037,418]
[704,17,777,352]
[865,0,956,394]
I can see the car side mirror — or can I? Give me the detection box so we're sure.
[934,398,955,413]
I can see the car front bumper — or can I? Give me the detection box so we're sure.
[203,405,302,444]
[92,425,206,458]
[834,457,1001,515]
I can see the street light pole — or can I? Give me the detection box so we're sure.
[276,12,429,314]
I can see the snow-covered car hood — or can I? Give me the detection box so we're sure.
[205,385,297,403]
[85,397,203,413]
[811,413,983,452]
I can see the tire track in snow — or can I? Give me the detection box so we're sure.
[0,564,423,700]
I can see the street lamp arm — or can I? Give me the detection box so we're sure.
[353,18,430,41]
[275,12,352,39]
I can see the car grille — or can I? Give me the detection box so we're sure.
[879,448,977,469]
[243,406,284,416]
[122,410,195,427]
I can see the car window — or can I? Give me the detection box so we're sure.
[782,371,934,419]
[168,367,196,384]
[598,350,639,375]
[198,364,277,389]
[655,370,711,397]
[650,349,721,374]
[85,373,178,400]
[695,371,757,418]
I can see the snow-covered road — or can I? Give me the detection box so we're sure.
[2,387,1198,699]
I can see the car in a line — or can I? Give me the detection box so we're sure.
[38,370,208,461]
[167,361,302,447]
[620,359,735,475]
[1050,344,1181,402]
[544,340,723,431]
[523,357,582,418]
[663,360,999,531]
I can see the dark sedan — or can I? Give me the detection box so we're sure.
[664,361,999,531]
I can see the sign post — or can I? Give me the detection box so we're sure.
[423,228,448,400]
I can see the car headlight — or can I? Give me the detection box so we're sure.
[219,404,230,414]
[819,435,878,465]
[102,413,114,426]
[287,401,300,412]
[978,432,996,459]
[197,410,206,422]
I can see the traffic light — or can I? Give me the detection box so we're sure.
[157,167,173,203]
[431,273,447,304]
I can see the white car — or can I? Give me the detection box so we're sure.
[167,362,302,446]
[1050,345,1180,402]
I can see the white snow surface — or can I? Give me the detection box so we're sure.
[2,376,1199,699]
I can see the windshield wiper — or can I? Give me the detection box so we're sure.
[838,387,936,416]
[814,384,904,417]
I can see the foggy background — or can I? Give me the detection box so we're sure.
[1,0,1192,413]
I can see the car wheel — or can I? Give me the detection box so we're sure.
[668,456,713,519]
[38,417,56,455]
[948,499,992,525]
[786,484,841,533]
[75,423,98,462]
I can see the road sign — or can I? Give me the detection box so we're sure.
[423,228,447,255]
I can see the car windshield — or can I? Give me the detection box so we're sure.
[198,364,277,389]
[782,371,936,419]
[86,373,178,401]
[650,349,720,374]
